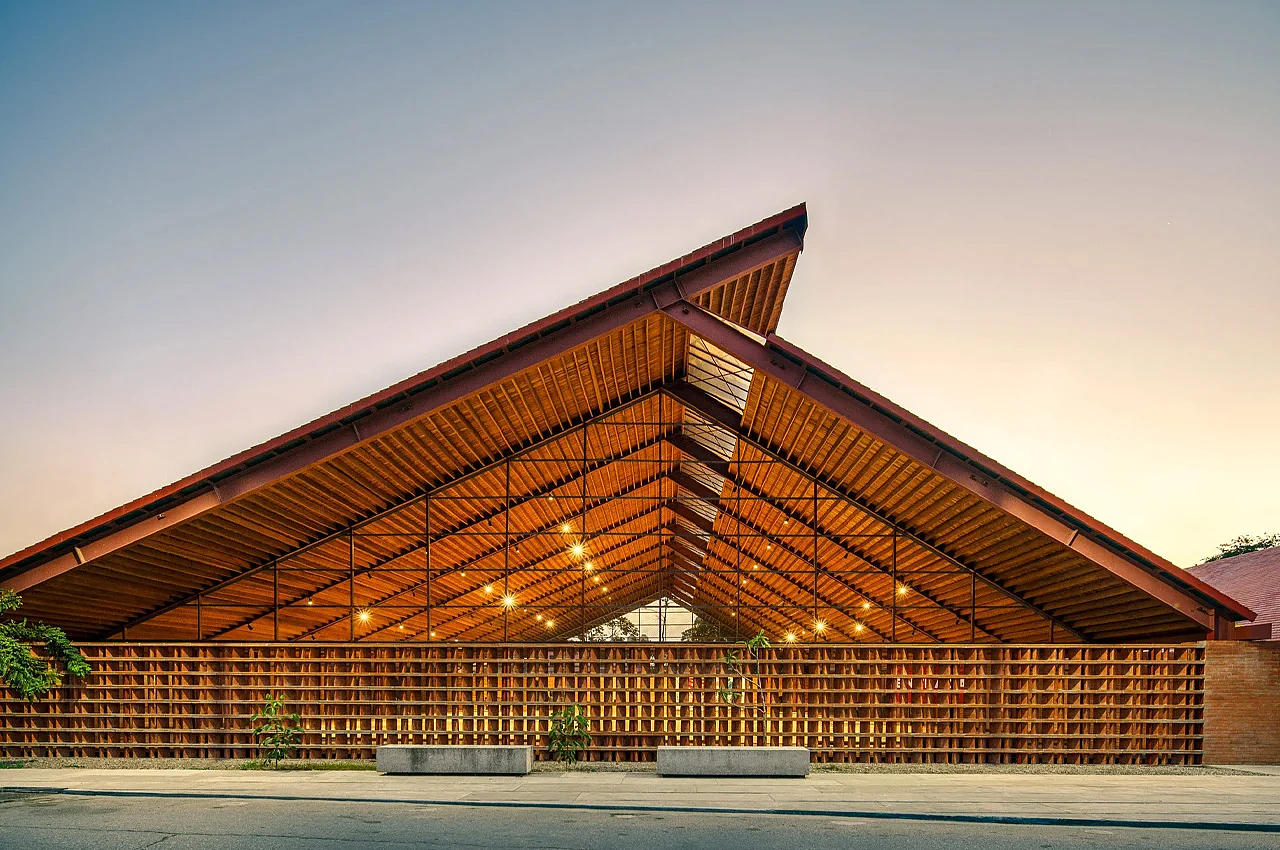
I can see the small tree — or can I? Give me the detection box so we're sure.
[250,694,303,768]
[1198,534,1280,565]
[717,630,770,711]
[547,704,592,763]
[0,589,91,701]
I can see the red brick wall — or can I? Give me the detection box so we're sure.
[1203,640,1280,763]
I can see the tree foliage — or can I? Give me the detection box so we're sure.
[1198,534,1280,565]
[581,615,644,642]
[0,589,91,702]
[680,616,736,642]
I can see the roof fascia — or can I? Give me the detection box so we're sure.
[3,225,803,595]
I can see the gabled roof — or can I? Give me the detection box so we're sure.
[1188,547,1279,640]
[0,204,1254,642]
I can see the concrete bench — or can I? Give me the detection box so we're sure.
[656,746,810,777]
[376,745,533,775]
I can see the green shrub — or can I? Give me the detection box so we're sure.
[250,694,303,768]
[547,704,592,763]
[0,589,91,702]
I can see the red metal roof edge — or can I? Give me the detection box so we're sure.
[1,204,808,576]
[765,334,1257,622]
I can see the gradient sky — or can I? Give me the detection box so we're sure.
[1,1,1276,569]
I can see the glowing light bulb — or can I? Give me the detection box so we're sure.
[814,620,827,633]
[784,632,797,643]
[571,543,585,557]
[583,561,593,571]
[502,594,517,609]
[536,614,543,621]
[356,609,372,623]
[430,631,436,638]
[485,585,494,594]
[561,523,571,533]
[547,619,555,628]
[862,601,871,610]
[854,623,864,633]
[398,625,404,630]
[306,598,313,606]
[897,584,908,596]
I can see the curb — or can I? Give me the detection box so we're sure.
[3,786,1277,834]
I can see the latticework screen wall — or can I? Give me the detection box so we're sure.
[1,643,1205,763]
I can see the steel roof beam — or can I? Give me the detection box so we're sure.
[664,377,1087,640]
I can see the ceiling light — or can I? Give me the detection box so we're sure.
[306,598,313,606]
[854,623,864,633]
[784,632,797,643]
[814,620,826,633]
[536,614,543,621]
[356,609,372,623]
[862,601,871,610]
[502,594,517,609]
[485,585,494,594]
[584,561,593,571]
[561,523,571,533]
[571,543,585,557]
[897,584,908,596]
[430,631,436,638]
[398,625,404,630]
[547,619,555,628]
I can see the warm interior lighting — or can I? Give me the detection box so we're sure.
[561,523,571,533]
[752,564,759,570]
[535,614,543,621]
[602,586,608,592]
[570,543,585,557]
[784,631,797,643]
[398,624,404,630]
[546,619,555,628]
[814,620,827,633]
[306,598,313,606]
[854,623,864,633]
[356,609,372,623]
[897,584,908,596]
[430,631,436,638]
[862,600,871,610]
[592,576,600,584]
[460,571,466,577]
[583,561,593,571]
[485,584,494,594]
[502,594,517,609]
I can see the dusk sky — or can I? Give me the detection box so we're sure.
[1,1,1276,569]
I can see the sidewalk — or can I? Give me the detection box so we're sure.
[5,768,1279,831]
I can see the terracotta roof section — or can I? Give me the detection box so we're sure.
[1188,547,1280,640]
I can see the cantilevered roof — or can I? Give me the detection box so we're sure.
[0,204,1255,642]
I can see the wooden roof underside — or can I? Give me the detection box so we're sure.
[1,205,1250,643]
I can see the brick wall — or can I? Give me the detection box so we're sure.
[1203,640,1280,764]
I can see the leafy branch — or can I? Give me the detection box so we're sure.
[250,693,303,768]
[716,630,770,712]
[0,589,91,702]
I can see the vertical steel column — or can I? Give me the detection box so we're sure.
[890,530,897,643]
[425,493,432,641]
[735,467,742,640]
[580,421,588,637]
[970,570,976,643]
[503,459,511,643]
[196,594,202,641]
[349,529,355,642]
[812,478,819,638]
[273,559,279,642]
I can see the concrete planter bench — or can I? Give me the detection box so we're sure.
[376,745,533,775]
[656,746,810,777]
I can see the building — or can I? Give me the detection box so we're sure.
[2,205,1275,764]
[1188,547,1279,641]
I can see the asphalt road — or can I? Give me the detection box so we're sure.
[0,792,1274,850]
